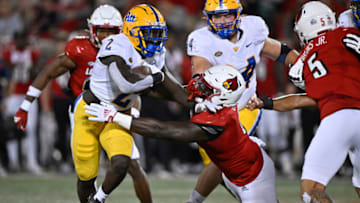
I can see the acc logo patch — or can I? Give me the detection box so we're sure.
[125,13,136,22]
[214,51,223,57]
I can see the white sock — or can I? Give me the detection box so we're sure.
[94,185,108,202]
[187,189,206,203]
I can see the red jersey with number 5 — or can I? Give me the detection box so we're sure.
[298,27,360,119]
[65,36,98,98]
[190,106,263,186]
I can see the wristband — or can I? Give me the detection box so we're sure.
[261,95,274,110]
[113,112,133,130]
[26,86,42,98]
[20,100,32,112]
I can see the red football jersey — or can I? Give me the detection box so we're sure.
[299,27,360,119]
[190,106,263,186]
[65,36,98,98]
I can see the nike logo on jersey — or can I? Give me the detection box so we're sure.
[245,43,252,48]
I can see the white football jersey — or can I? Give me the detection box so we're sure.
[337,9,356,28]
[187,15,269,109]
[90,33,164,111]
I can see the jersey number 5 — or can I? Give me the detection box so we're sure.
[307,52,328,79]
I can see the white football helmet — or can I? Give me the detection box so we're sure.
[187,65,245,107]
[87,4,123,48]
[294,1,336,46]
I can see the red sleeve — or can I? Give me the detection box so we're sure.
[64,38,79,62]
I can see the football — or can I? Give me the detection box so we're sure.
[131,65,152,76]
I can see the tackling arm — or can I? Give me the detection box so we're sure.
[248,93,317,111]
[148,66,194,108]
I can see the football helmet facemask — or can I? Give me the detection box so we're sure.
[203,0,243,39]
[123,4,168,57]
[87,4,123,48]
[187,64,245,107]
[351,0,360,28]
[294,1,336,46]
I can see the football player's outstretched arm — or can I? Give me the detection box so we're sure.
[85,102,213,142]
[25,54,76,102]
[248,93,317,111]
[148,66,194,108]
[262,37,299,66]
[100,55,164,93]
[130,118,212,142]
[14,54,76,131]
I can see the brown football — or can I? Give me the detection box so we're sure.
[131,65,152,76]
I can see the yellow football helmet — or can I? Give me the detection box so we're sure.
[203,0,243,39]
[123,4,168,57]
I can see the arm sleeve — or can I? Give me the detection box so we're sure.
[108,62,155,93]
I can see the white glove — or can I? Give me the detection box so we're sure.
[343,33,360,55]
[194,100,222,113]
[85,102,117,123]
[85,102,133,130]
[288,59,305,90]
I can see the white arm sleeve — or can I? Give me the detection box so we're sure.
[108,62,155,94]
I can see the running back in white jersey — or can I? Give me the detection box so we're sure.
[90,33,164,111]
[187,15,269,109]
[337,9,356,28]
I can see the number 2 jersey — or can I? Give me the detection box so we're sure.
[90,33,165,111]
[298,27,360,120]
[187,15,269,109]
[190,106,264,186]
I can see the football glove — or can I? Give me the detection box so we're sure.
[288,59,305,90]
[85,102,133,130]
[14,109,28,131]
[343,33,360,57]
[85,102,118,123]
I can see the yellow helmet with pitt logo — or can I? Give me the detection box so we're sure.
[123,4,168,57]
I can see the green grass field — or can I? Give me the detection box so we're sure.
[0,173,358,203]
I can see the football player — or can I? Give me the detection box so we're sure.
[185,0,299,201]
[85,65,278,203]
[2,31,42,174]
[76,4,193,203]
[13,5,152,203]
[248,1,360,202]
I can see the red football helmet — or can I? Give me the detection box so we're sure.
[87,4,123,48]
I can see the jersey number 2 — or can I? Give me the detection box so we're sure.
[307,52,328,79]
